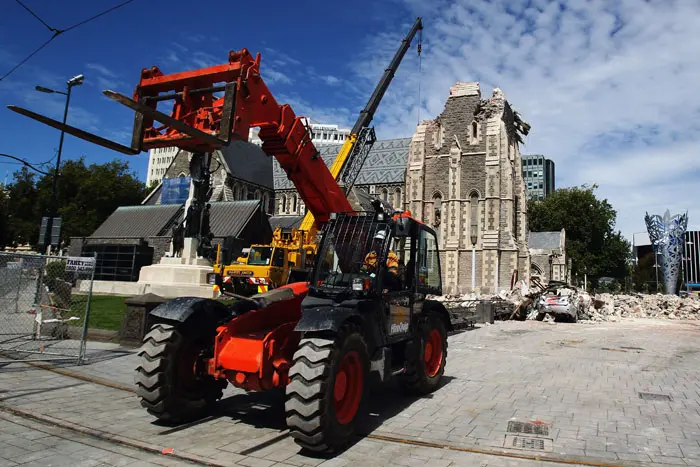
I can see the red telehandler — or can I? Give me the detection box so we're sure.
[8,17,452,453]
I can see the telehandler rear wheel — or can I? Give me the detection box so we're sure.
[285,323,369,453]
[135,322,225,424]
[401,312,448,394]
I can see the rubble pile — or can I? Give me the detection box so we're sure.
[579,293,700,322]
[429,286,700,323]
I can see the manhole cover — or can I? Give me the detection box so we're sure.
[504,435,553,452]
[507,421,550,436]
[639,392,672,401]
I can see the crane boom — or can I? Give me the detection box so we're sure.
[296,17,423,235]
[350,17,423,135]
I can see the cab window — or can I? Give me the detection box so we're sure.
[416,227,441,294]
[248,247,272,265]
[272,248,285,267]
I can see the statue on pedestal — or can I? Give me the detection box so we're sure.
[169,152,214,261]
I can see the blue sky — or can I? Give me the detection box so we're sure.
[1,0,699,241]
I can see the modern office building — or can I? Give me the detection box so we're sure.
[249,123,350,147]
[146,123,352,187]
[146,146,180,187]
[521,154,555,200]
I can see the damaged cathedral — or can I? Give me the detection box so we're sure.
[405,82,531,294]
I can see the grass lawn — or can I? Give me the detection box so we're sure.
[67,294,238,332]
[69,294,129,331]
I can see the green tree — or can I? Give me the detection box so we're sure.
[6,167,39,247]
[0,187,11,249]
[633,251,656,292]
[4,158,146,249]
[146,179,160,196]
[527,184,632,286]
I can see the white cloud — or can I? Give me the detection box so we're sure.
[276,93,354,130]
[85,63,127,91]
[263,69,292,85]
[349,0,700,240]
[320,75,341,86]
[86,63,117,78]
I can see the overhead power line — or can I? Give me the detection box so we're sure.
[1,0,137,82]
[0,153,51,175]
[15,0,58,33]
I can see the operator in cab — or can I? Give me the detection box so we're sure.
[361,230,401,289]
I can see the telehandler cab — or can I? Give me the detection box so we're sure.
[136,202,451,452]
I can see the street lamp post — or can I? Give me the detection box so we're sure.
[35,74,84,255]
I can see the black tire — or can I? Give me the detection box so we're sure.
[401,312,448,394]
[135,322,225,424]
[285,323,369,453]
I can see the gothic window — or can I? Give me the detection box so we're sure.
[242,186,248,200]
[433,122,444,149]
[432,192,442,227]
[470,191,479,245]
[382,188,388,202]
[395,187,402,208]
[282,195,287,213]
[254,189,261,200]
[470,121,479,144]
[262,193,270,213]
[292,195,297,213]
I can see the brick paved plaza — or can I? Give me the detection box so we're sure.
[1,318,699,466]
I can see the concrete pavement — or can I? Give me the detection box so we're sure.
[1,318,700,466]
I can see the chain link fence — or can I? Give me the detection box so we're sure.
[0,252,96,363]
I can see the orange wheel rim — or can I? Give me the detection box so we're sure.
[424,329,443,377]
[333,351,363,424]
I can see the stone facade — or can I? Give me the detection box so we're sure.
[147,148,275,214]
[529,229,570,284]
[274,183,404,216]
[405,82,530,294]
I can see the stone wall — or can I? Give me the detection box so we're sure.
[274,182,405,216]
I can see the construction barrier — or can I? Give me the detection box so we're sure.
[0,252,96,363]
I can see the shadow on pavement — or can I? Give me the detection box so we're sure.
[0,348,133,371]
[0,382,87,401]
[151,372,455,460]
[154,387,288,435]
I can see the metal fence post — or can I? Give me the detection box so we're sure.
[78,253,97,364]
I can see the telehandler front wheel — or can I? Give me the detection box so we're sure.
[401,312,448,394]
[285,323,369,453]
[135,322,225,424]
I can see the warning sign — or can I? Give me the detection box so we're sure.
[65,257,95,273]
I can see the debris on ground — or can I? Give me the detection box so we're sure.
[430,283,700,325]
[578,293,700,322]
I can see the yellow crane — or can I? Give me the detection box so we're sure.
[209,17,423,295]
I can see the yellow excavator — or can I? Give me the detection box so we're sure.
[208,18,423,295]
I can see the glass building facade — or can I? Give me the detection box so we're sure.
[521,154,555,200]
